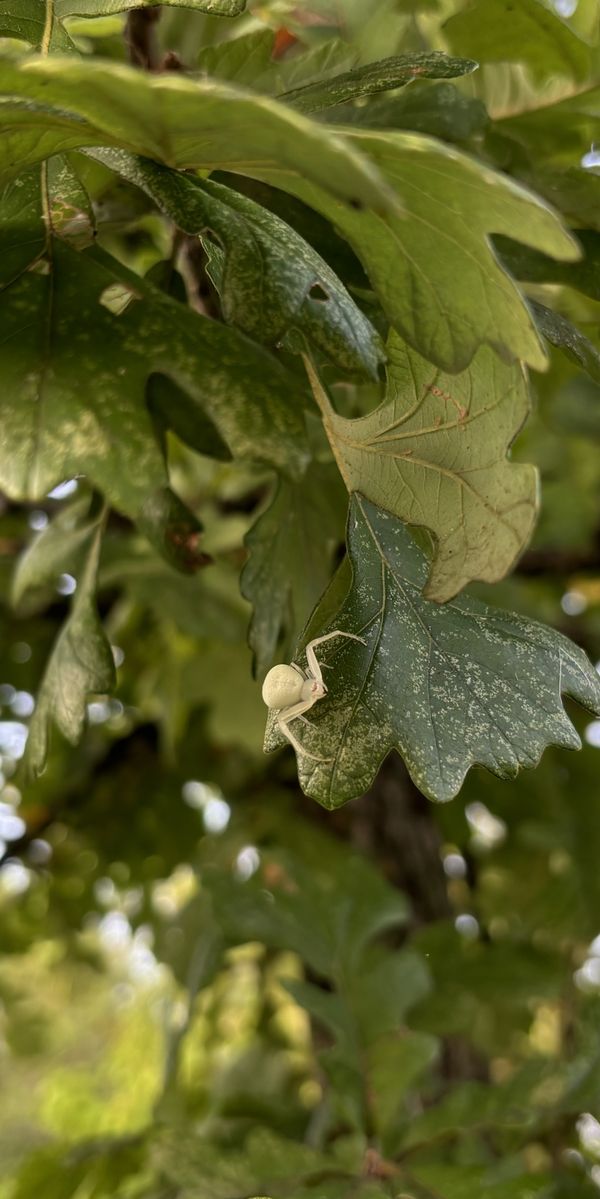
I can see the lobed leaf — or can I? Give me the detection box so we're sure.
[87,149,384,378]
[306,336,538,602]
[0,54,399,214]
[258,130,579,372]
[0,166,308,516]
[265,495,600,805]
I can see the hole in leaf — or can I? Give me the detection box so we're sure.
[309,282,330,303]
[99,282,140,315]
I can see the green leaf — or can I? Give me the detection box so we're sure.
[349,948,432,1042]
[409,1163,549,1199]
[519,167,600,233]
[197,28,277,90]
[153,1128,338,1199]
[444,0,592,81]
[368,1030,439,1141]
[25,519,115,774]
[101,550,247,644]
[496,85,600,167]
[273,37,359,94]
[64,0,246,13]
[11,496,95,607]
[147,374,232,462]
[241,465,347,678]
[495,229,600,303]
[0,0,247,48]
[198,32,359,97]
[280,51,478,114]
[87,149,384,378]
[306,335,537,602]
[0,167,309,514]
[0,55,399,215]
[260,131,579,372]
[325,81,489,143]
[529,299,600,384]
[0,0,76,51]
[264,495,600,805]
[204,849,409,978]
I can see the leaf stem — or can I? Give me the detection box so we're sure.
[41,0,55,55]
[302,353,351,494]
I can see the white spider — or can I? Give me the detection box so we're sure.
[262,630,365,762]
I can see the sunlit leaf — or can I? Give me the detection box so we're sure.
[306,335,537,602]
[260,131,579,372]
[0,55,399,214]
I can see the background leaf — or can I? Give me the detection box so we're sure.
[25,519,115,773]
[444,0,592,81]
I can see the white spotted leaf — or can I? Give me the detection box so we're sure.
[0,166,308,516]
[87,149,385,378]
[265,495,600,805]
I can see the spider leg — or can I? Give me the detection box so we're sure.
[277,698,331,763]
[305,629,366,685]
[290,662,306,678]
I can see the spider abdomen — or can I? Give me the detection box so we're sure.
[262,664,304,709]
